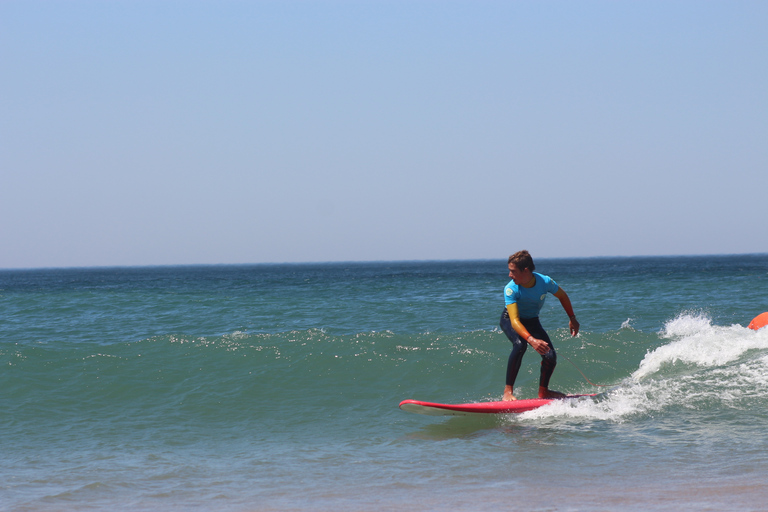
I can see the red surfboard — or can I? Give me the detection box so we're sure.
[399,395,594,416]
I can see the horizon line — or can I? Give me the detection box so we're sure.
[2,251,767,272]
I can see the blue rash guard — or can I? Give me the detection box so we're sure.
[504,272,560,319]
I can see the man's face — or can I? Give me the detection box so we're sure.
[508,262,531,285]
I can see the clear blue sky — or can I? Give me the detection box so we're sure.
[2,1,766,268]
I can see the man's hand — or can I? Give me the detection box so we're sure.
[569,317,580,336]
[527,336,551,355]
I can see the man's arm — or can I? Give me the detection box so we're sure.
[553,288,579,336]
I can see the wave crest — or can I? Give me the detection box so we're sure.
[633,313,768,380]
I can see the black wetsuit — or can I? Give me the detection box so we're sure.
[499,308,557,388]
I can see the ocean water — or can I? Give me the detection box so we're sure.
[2,255,768,511]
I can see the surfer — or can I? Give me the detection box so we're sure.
[500,250,579,401]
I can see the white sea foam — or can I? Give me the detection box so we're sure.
[517,313,768,423]
[620,318,634,330]
[633,313,768,379]
[516,384,658,422]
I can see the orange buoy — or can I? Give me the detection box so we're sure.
[748,312,768,331]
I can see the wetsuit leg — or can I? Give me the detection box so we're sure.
[500,308,527,387]
[521,317,557,389]
[500,309,557,389]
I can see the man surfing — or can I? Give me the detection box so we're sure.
[500,250,579,401]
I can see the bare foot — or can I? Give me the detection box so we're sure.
[502,386,517,401]
[538,388,567,399]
